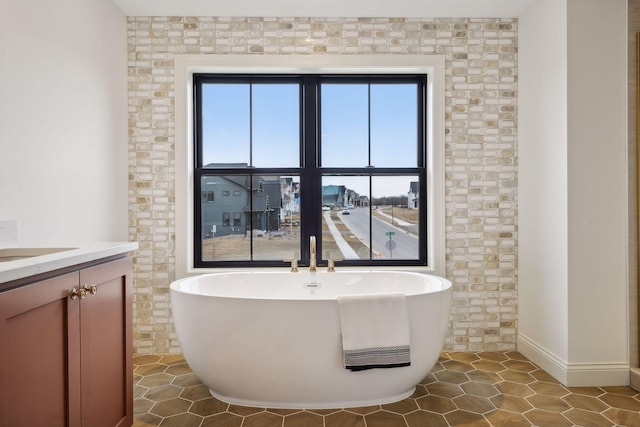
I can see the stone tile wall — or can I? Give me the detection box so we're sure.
[128,17,518,355]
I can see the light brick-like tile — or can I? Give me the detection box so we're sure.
[128,16,518,355]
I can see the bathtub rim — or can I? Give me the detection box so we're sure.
[170,269,452,302]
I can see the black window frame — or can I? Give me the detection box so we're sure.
[193,73,428,269]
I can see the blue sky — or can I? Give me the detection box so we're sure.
[202,82,418,197]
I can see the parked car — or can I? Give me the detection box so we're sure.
[342,209,350,215]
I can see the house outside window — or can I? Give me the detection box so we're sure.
[408,181,419,210]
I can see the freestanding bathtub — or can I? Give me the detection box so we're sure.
[170,270,452,409]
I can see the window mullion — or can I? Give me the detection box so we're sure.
[367,83,372,167]
[193,75,204,169]
[249,84,253,167]
[194,169,203,264]
[301,76,320,266]
[369,175,373,261]
[418,76,426,168]
[249,172,254,261]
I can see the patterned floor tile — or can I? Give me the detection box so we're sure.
[133,352,640,426]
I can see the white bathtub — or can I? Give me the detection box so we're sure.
[170,270,452,409]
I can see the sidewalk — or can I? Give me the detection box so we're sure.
[376,210,413,227]
[323,212,358,259]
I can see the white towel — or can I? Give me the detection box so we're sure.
[337,293,411,371]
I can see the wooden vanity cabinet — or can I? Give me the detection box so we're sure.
[0,256,133,427]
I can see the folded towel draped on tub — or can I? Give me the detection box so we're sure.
[337,293,411,371]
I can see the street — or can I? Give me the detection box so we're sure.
[338,207,419,260]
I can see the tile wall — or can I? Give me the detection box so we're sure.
[127,17,518,355]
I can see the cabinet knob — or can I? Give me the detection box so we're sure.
[69,287,87,300]
[83,284,98,295]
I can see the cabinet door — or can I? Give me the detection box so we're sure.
[0,273,82,427]
[79,257,132,427]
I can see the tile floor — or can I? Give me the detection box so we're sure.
[133,352,640,427]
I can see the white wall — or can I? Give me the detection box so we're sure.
[0,0,128,242]
[566,0,628,373]
[519,0,629,386]
[518,0,569,369]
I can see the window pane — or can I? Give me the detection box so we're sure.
[370,84,418,167]
[371,176,419,260]
[252,175,301,261]
[201,84,250,167]
[321,176,370,260]
[321,84,369,167]
[201,175,301,262]
[321,176,419,261]
[200,175,250,261]
[252,84,300,167]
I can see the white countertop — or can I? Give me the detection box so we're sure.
[0,242,138,284]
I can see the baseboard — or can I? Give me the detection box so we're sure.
[517,333,629,387]
[631,367,640,391]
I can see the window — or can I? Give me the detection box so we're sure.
[202,191,214,202]
[175,55,445,276]
[194,74,426,268]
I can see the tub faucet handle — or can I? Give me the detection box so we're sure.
[285,259,299,272]
[327,258,342,272]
